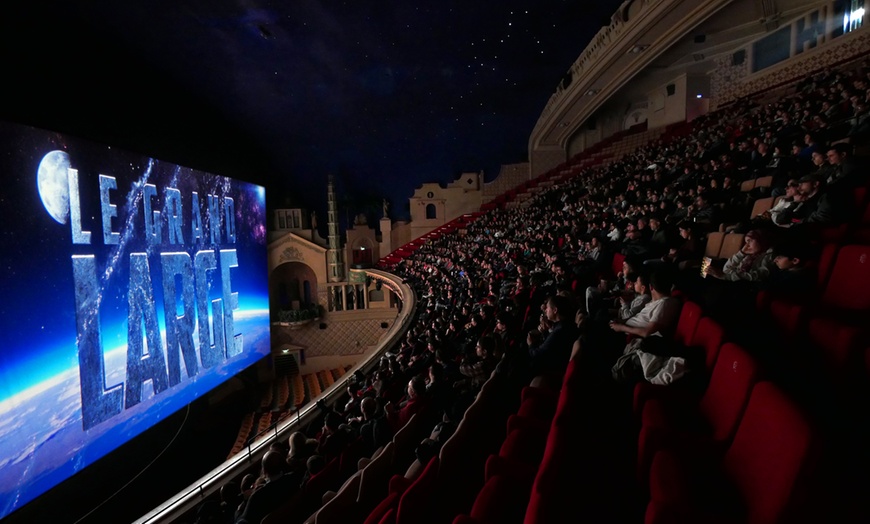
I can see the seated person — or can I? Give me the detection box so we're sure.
[585,257,639,320]
[385,375,431,432]
[528,294,579,387]
[773,173,851,228]
[355,397,393,458]
[286,431,319,474]
[316,411,353,462]
[765,179,800,224]
[763,242,815,298]
[616,272,652,322]
[698,229,776,326]
[664,221,704,269]
[704,229,775,283]
[607,270,681,340]
[572,269,680,371]
[235,451,303,524]
[457,335,498,392]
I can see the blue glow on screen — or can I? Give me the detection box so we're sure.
[0,121,271,520]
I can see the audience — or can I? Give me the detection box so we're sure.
[235,451,302,524]
[198,57,870,524]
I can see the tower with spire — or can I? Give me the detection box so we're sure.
[326,174,344,283]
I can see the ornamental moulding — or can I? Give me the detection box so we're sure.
[279,246,304,262]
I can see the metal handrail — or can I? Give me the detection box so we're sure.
[132,269,415,524]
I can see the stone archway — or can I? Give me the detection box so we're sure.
[270,261,318,311]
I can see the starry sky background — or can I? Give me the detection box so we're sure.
[1,0,625,232]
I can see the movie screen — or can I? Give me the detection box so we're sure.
[0,121,270,520]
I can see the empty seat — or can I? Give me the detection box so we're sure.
[803,244,870,383]
[646,381,819,524]
[394,456,439,524]
[673,300,703,347]
[637,343,761,482]
[754,175,773,189]
[749,196,774,218]
[452,474,533,524]
[704,232,725,258]
[718,233,745,260]
[312,473,361,524]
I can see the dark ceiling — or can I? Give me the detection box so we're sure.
[1,1,625,224]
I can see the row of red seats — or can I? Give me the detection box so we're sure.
[360,374,518,524]
[454,295,835,524]
[632,301,821,522]
[451,356,589,524]
[757,242,870,398]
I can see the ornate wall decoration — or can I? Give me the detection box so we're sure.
[279,246,304,262]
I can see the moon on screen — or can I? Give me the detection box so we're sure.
[37,150,71,224]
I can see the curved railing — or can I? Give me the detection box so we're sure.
[132,269,416,524]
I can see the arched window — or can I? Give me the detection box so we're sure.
[425,203,437,219]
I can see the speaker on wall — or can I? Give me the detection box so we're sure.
[666,84,675,96]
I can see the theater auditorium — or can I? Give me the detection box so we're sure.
[3,1,870,524]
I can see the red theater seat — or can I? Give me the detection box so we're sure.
[803,245,870,384]
[817,244,870,311]
[452,474,533,524]
[637,343,760,483]
[363,491,401,524]
[691,316,727,373]
[633,316,725,419]
[394,456,439,524]
[515,386,559,421]
[302,456,343,514]
[611,252,626,279]
[755,242,840,342]
[498,421,548,464]
[432,375,513,523]
[357,443,395,511]
[646,381,818,524]
[673,300,702,347]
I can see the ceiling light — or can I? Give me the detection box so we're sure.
[628,44,650,54]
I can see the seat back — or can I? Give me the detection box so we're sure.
[699,343,761,443]
[820,244,870,311]
[852,185,867,211]
[723,382,817,524]
[691,317,726,372]
[357,442,397,515]
[861,191,870,225]
[816,242,840,289]
[391,413,421,473]
[673,300,703,347]
[315,473,361,524]
[718,233,745,260]
[740,179,756,192]
[611,252,626,279]
[303,456,343,508]
[750,196,774,218]
[704,232,724,258]
[395,456,439,524]
[754,175,773,189]
[434,397,493,521]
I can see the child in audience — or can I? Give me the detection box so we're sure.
[764,242,815,297]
